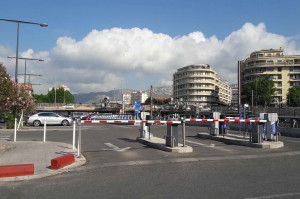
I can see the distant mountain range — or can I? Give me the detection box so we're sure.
[73,86,172,104]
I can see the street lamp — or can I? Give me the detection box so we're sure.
[0,19,48,83]
[18,73,42,84]
[7,56,44,88]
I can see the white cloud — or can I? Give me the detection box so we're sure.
[1,22,299,94]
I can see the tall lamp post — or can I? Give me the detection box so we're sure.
[7,56,44,88]
[0,19,47,83]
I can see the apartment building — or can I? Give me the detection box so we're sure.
[130,91,148,104]
[122,92,132,105]
[238,48,300,105]
[49,85,70,92]
[231,84,238,106]
[173,64,232,107]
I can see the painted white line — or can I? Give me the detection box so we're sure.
[185,140,215,147]
[244,192,300,199]
[94,151,300,168]
[102,143,131,152]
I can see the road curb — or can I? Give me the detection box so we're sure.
[0,164,34,178]
[137,137,193,153]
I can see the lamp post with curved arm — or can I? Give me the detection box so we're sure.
[0,19,47,83]
[7,56,44,88]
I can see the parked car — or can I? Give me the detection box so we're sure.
[25,112,73,126]
[72,112,87,120]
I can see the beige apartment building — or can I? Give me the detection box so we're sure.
[173,64,232,107]
[238,48,300,105]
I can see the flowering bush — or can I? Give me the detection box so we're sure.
[0,63,36,128]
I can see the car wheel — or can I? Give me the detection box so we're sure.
[33,120,41,127]
[62,120,69,126]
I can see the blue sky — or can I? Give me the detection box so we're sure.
[1,0,300,94]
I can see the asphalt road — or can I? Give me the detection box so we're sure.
[1,123,300,199]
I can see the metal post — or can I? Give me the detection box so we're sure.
[24,59,27,87]
[14,118,17,142]
[244,107,246,138]
[43,119,46,142]
[73,120,76,150]
[182,119,186,147]
[15,23,19,83]
[77,119,82,157]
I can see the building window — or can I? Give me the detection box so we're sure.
[277,82,282,87]
[258,54,263,57]
[277,89,282,94]
[266,67,274,72]
[278,68,282,72]
[278,75,282,79]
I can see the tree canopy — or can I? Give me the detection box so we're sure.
[242,76,275,106]
[287,86,300,106]
[33,88,74,103]
[0,64,36,128]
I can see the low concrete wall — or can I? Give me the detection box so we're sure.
[277,127,300,138]
[187,122,299,137]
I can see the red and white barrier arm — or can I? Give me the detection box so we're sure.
[185,119,267,123]
[81,120,182,124]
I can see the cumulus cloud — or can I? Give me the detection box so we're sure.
[1,22,299,94]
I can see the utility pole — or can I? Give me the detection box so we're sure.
[251,90,254,111]
[150,85,153,118]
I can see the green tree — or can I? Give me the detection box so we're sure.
[47,88,74,103]
[0,64,36,128]
[32,93,49,103]
[287,86,300,106]
[242,76,275,106]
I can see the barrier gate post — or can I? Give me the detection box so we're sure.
[265,113,278,141]
[210,112,220,136]
[166,120,179,147]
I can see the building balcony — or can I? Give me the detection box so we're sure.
[187,87,215,90]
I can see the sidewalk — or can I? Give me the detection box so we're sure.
[0,140,86,182]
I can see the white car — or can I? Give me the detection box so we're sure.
[26,112,73,126]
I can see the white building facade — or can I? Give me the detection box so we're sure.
[173,64,232,107]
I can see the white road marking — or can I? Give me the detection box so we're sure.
[102,143,131,152]
[244,192,300,199]
[185,140,215,147]
[94,151,300,168]
[0,136,11,140]
[186,139,235,152]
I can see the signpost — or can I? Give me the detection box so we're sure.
[135,101,141,114]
